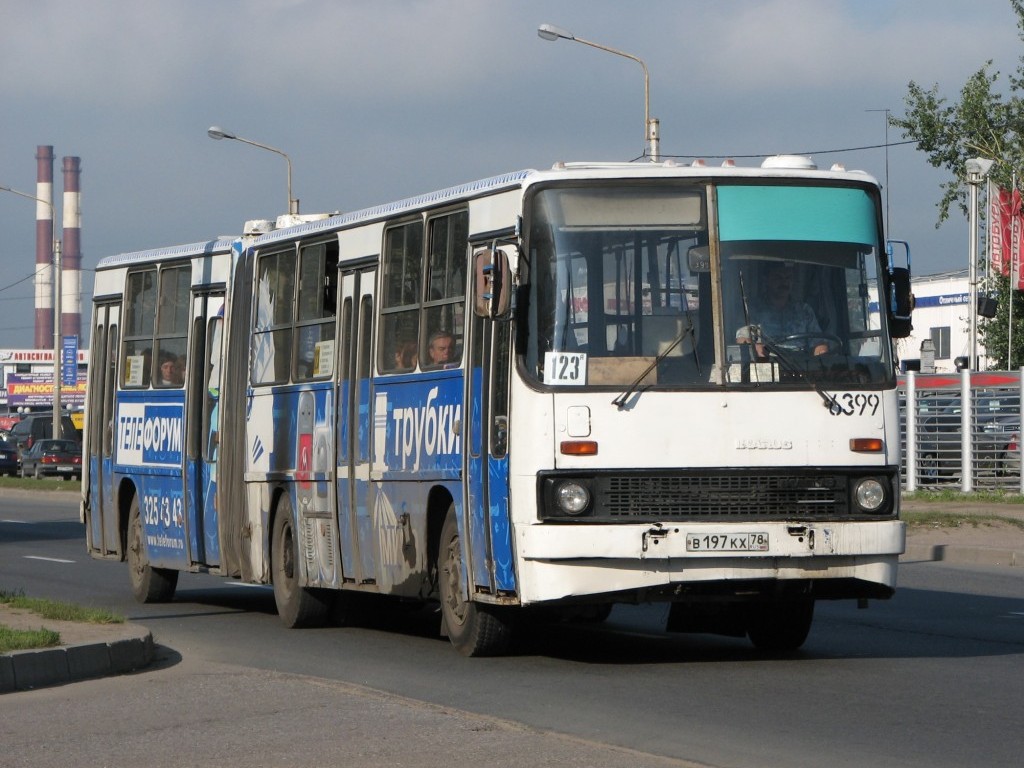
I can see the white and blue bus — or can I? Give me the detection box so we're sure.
[84,156,914,655]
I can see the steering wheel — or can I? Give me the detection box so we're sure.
[777,332,844,354]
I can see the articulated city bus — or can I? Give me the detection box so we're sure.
[84,156,913,655]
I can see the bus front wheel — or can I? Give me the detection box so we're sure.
[127,495,178,603]
[271,494,329,628]
[747,599,814,652]
[438,507,510,656]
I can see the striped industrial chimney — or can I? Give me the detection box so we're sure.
[35,145,54,349]
[62,156,82,339]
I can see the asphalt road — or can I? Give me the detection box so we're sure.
[1,490,1022,768]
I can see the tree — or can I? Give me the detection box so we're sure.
[891,0,1024,368]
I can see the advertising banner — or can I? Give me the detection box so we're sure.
[6,372,86,408]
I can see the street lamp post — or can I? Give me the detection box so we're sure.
[1,184,62,437]
[966,157,995,370]
[538,23,660,162]
[207,126,299,215]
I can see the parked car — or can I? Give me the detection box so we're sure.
[916,394,1020,481]
[8,412,81,455]
[19,439,82,480]
[0,438,20,477]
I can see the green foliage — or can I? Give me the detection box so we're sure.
[892,1,1024,219]
[893,1,1024,366]
[978,272,1024,367]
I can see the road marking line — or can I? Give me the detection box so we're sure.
[23,555,75,564]
[2,519,29,524]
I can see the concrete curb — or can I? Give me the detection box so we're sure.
[0,623,154,694]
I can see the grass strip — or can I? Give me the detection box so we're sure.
[903,490,1024,505]
[0,589,124,624]
[0,625,61,653]
[903,510,1024,531]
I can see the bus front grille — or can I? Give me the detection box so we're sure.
[599,472,849,520]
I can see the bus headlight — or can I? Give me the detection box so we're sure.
[853,478,886,513]
[555,481,591,516]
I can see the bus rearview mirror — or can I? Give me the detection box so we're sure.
[474,248,511,319]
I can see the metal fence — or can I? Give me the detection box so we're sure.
[900,370,1024,493]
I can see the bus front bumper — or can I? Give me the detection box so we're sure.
[513,520,905,604]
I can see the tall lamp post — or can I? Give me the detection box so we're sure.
[1,184,62,437]
[538,23,660,162]
[207,126,299,215]
[966,157,995,370]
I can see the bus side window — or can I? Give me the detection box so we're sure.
[295,240,338,381]
[122,269,157,388]
[378,220,423,374]
[252,249,296,384]
[421,210,467,368]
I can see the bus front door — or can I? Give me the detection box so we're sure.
[337,267,379,585]
[186,292,224,567]
[85,303,121,557]
[464,296,516,595]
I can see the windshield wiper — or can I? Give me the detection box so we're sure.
[612,324,696,410]
[757,336,840,413]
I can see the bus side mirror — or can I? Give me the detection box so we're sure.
[889,267,913,339]
[474,248,511,319]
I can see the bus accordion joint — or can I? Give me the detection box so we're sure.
[849,438,884,453]
[560,440,598,456]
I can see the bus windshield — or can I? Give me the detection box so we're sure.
[523,182,894,389]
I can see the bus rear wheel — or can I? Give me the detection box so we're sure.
[127,495,178,603]
[271,494,329,628]
[438,506,510,656]
[747,599,814,652]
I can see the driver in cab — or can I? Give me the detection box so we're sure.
[735,262,828,358]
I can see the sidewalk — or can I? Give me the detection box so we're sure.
[901,495,1024,567]
[0,606,153,693]
[2,497,1021,694]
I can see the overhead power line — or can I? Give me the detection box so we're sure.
[650,139,918,162]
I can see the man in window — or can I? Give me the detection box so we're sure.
[426,330,456,366]
[158,353,184,386]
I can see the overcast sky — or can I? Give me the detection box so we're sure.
[1,0,1021,348]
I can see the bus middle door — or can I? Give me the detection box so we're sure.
[337,266,379,586]
[85,302,121,557]
[185,292,224,567]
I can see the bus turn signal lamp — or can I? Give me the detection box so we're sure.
[560,440,598,456]
[849,438,884,453]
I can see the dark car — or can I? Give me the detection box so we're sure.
[8,412,80,455]
[0,438,20,477]
[19,439,82,480]
[916,394,1020,481]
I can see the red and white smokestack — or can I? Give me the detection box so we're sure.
[35,145,54,349]
[62,156,82,339]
